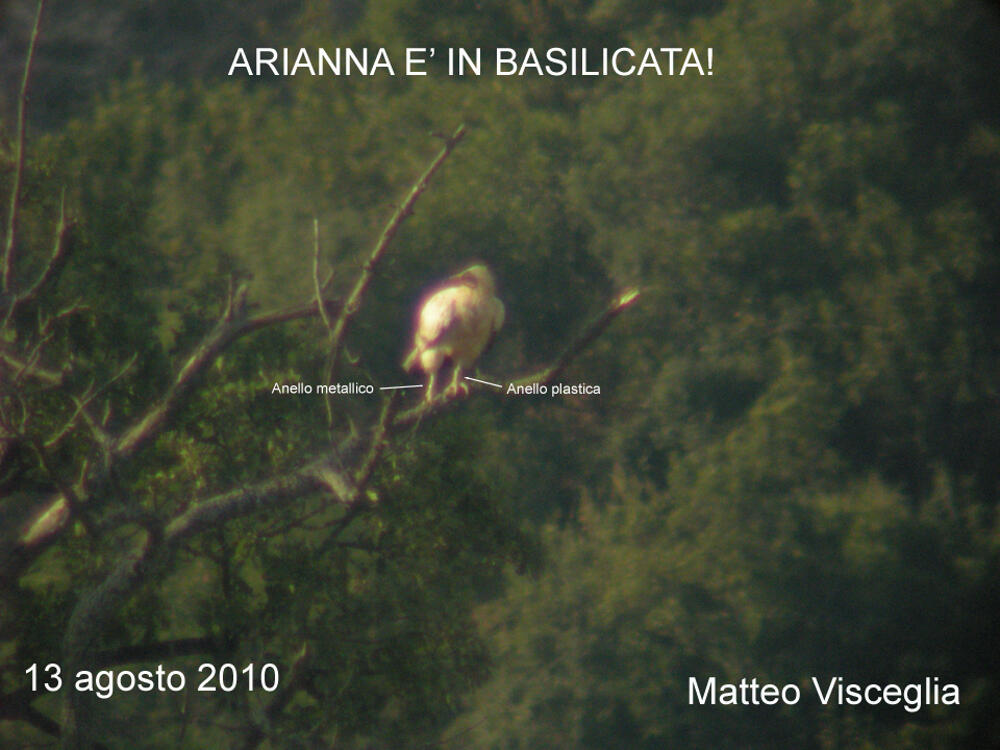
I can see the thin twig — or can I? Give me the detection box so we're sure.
[354,391,400,489]
[509,286,640,387]
[238,642,312,750]
[2,0,45,295]
[312,218,334,333]
[3,188,74,327]
[0,350,64,386]
[44,352,137,449]
[8,303,87,388]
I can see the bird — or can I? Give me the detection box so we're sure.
[403,263,505,402]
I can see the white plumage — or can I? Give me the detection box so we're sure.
[403,264,505,401]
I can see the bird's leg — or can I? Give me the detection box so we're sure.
[425,370,437,403]
[444,365,468,398]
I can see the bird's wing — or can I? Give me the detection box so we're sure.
[418,288,464,346]
[491,297,505,333]
[477,297,506,361]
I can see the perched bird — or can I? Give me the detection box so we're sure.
[403,263,505,401]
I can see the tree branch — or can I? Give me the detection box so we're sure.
[114,291,341,459]
[2,0,44,296]
[45,353,136,451]
[354,391,400,490]
[324,125,467,395]
[57,457,355,746]
[509,286,640,387]
[6,128,464,579]
[0,688,64,740]
[312,218,334,333]
[237,642,311,750]
[164,458,347,543]
[0,349,66,386]
[3,188,75,327]
[0,89,641,745]
[2,294,341,584]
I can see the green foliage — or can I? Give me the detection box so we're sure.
[2,0,999,747]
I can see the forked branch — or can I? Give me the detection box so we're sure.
[322,124,468,424]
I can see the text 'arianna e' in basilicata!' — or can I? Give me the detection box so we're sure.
[228,47,713,78]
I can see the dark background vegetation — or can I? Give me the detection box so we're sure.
[2,0,999,747]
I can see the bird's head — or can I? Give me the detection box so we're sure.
[451,263,496,294]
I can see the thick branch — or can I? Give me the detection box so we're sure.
[115,290,338,458]
[60,458,352,736]
[60,530,159,748]
[0,688,62,739]
[2,0,45,296]
[3,294,341,583]
[164,459,345,542]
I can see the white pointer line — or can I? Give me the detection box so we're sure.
[464,376,503,389]
[379,384,424,390]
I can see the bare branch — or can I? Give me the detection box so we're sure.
[2,303,83,389]
[0,690,64,741]
[2,0,45,295]
[237,642,311,750]
[312,218,334,333]
[354,391,400,490]
[325,124,467,382]
[26,437,88,535]
[61,529,158,746]
[114,292,340,459]
[58,456,349,730]
[3,188,75,327]
[54,281,637,748]
[165,459,344,542]
[27,190,75,297]
[0,349,65,386]
[320,124,466,430]
[56,447,355,637]
[4,294,342,581]
[510,286,640,387]
[45,353,136,450]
